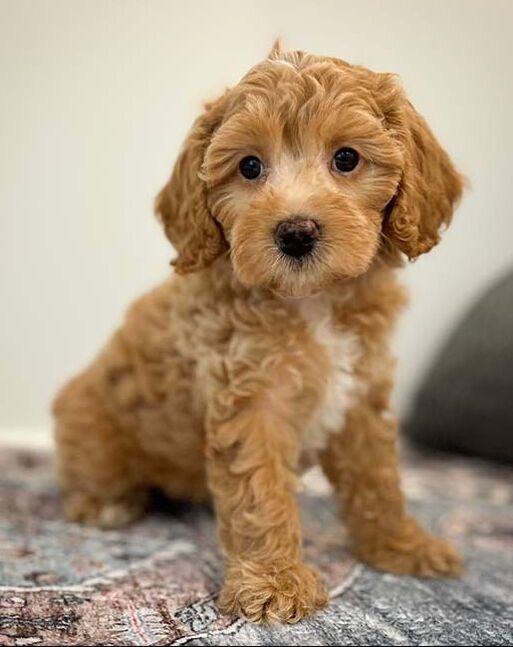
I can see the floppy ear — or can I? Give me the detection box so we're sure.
[155,95,229,274]
[380,77,464,259]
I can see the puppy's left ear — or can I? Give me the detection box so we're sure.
[379,75,464,259]
[155,94,229,274]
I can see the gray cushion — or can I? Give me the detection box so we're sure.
[405,268,513,463]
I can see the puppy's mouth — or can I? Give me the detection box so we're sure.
[230,215,333,298]
[276,248,319,274]
[270,222,330,298]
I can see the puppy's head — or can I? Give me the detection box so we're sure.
[156,44,463,296]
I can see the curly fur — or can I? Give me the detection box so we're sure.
[53,45,463,624]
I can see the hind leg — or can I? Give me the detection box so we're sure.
[54,382,147,529]
[61,489,147,529]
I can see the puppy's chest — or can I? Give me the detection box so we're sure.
[295,296,361,455]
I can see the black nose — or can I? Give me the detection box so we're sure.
[274,216,320,259]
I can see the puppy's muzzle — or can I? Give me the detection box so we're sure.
[274,216,320,259]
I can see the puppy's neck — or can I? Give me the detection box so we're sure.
[185,253,396,318]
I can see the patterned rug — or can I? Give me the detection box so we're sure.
[0,446,512,646]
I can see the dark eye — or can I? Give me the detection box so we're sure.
[332,147,360,173]
[239,155,263,180]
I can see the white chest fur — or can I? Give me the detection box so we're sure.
[295,295,361,453]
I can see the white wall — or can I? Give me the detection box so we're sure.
[1,0,512,441]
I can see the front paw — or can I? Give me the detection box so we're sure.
[356,517,462,577]
[219,559,328,624]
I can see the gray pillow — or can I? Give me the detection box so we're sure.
[405,269,513,463]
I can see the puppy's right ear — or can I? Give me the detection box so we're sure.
[155,94,229,274]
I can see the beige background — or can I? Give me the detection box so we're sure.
[1,0,512,443]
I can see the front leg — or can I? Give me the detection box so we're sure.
[320,390,461,577]
[206,405,328,624]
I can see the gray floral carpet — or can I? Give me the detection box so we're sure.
[0,446,512,646]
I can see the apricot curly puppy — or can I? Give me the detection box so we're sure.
[54,43,463,624]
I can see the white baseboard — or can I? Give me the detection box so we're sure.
[0,427,53,450]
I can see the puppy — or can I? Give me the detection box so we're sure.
[53,43,463,624]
